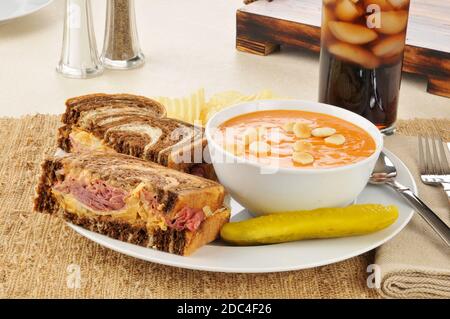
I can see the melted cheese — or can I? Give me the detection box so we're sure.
[69,128,111,152]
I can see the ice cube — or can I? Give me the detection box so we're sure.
[328,21,378,44]
[323,0,337,5]
[387,0,409,9]
[371,34,405,57]
[335,0,364,22]
[323,6,336,24]
[375,10,409,34]
[364,0,394,11]
[328,42,380,68]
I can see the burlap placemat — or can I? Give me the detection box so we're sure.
[0,115,448,299]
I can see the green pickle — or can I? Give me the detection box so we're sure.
[220,204,399,246]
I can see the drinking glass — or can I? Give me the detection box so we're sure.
[318,0,411,134]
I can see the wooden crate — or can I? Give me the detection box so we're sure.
[236,0,450,98]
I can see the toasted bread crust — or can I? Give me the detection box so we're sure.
[57,125,72,152]
[63,209,230,256]
[63,211,151,248]
[63,93,166,125]
[34,159,63,214]
[183,209,230,256]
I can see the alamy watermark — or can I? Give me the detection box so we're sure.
[170,125,300,175]
[366,264,381,289]
[66,263,81,289]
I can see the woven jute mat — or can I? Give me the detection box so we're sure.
[0,115,449,299]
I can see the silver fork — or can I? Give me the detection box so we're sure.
[418,135,450,204]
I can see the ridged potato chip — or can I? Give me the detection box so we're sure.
[155,88,281,125]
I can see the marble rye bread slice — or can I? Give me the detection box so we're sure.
[62,93,166,125]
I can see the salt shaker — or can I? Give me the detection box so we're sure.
[101,0,145,69]
[56,0,103,78]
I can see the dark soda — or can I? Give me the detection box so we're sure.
[318,0,410,132]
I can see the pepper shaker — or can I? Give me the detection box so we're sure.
[56,0,103,78]
[101,0,145,69]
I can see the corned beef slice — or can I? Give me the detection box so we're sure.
[170,207,205,232]
[54,178,127,211]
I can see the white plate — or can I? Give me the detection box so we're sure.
[0,0,53,24]
[68,149,415,273]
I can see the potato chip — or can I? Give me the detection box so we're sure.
[155,88,281,126]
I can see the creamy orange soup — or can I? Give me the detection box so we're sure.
[216,110,376,168]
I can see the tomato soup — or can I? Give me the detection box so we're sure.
[216,110,376,168]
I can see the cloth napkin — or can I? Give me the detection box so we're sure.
[376,136,450,298]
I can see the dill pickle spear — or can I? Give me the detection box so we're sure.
[220,204,399,246]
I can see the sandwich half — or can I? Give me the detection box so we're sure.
[34,152,230,256]
[58,93,215,179]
